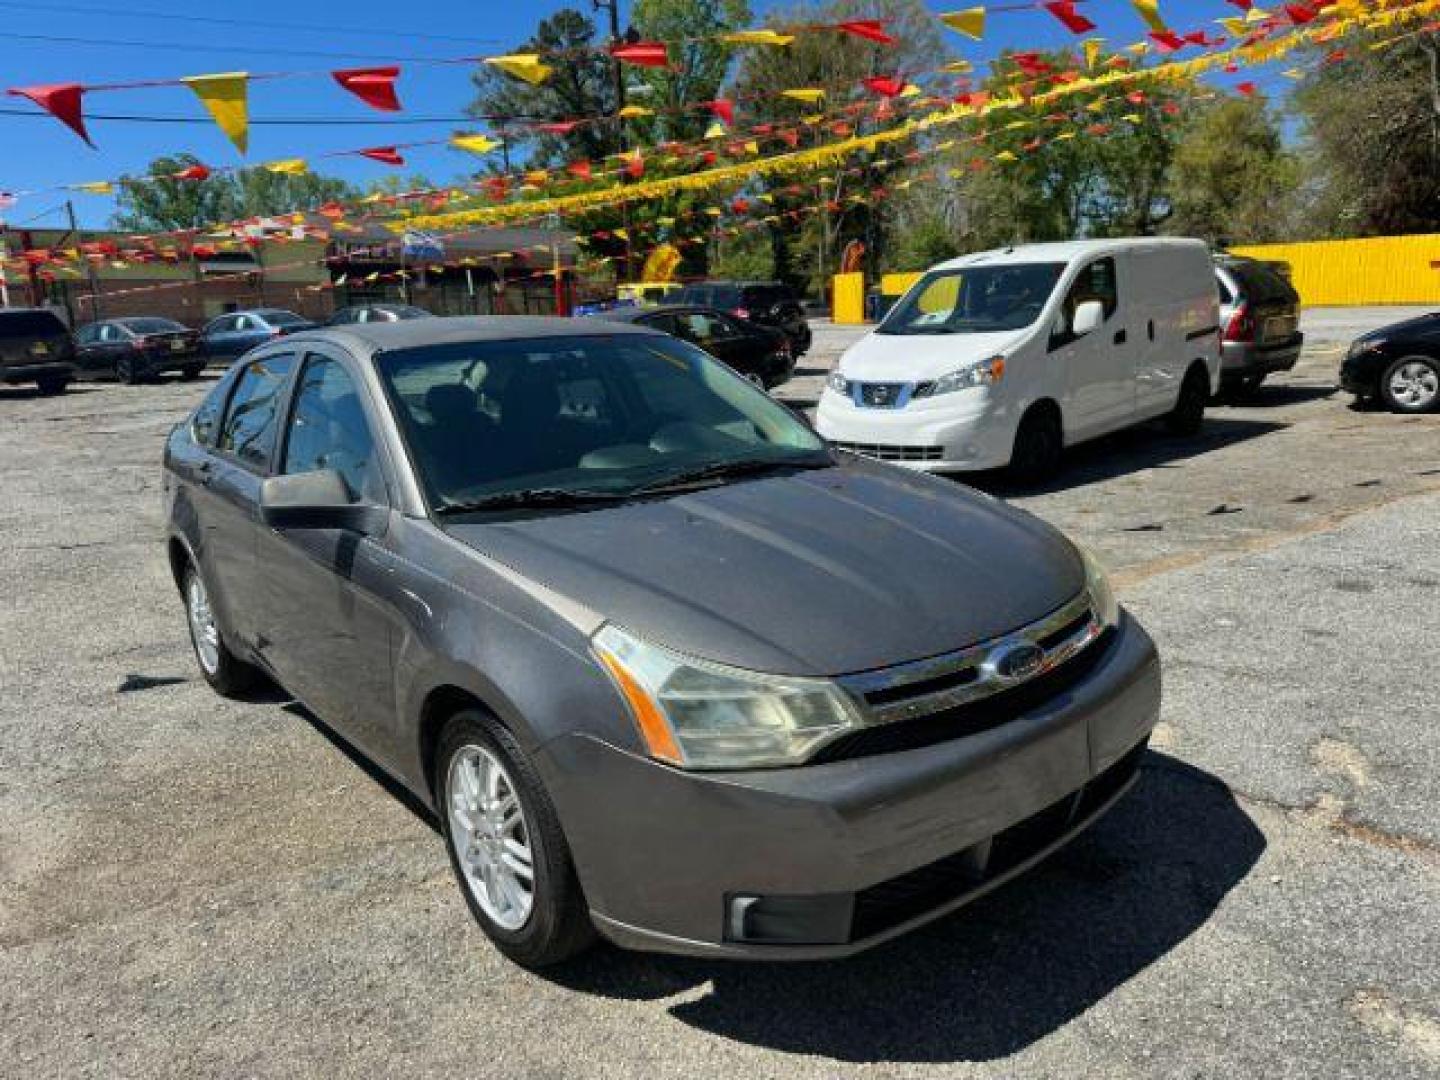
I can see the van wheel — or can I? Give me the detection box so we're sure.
[35,376,69,396]
[1009,406,1063,483]
[180,364,205,381]
[1380,356,1440,413]
[436,710,594,969]
[1165,368,1209,436]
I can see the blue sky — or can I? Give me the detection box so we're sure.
[0,0,1275,228]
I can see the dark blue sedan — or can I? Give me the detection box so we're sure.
[199,309,315,361]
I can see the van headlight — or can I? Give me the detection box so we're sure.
[593,624,864,769]
[1079,544,1120,627]
[916,355,1006,397]
[826,370,850,394]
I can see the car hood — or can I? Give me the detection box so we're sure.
[1354,312,1440,345]
[443,457,1084,677]
[838,328,1032,382]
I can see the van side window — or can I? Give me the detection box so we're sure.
[1052,258,1118,349]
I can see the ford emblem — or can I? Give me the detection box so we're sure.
[988,641,1046,684]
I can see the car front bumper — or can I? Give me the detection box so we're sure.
[540,610,1161,959]
[815,388,1014,472]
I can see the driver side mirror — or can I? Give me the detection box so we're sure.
[1071,299,1104,338]
[260,468,387,535]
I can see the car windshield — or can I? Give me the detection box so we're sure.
[121,318,185,335]
[877,263,1066,335]
[376,333,828,513]
[261,310,307,326]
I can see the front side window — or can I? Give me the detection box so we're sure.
[282,356,384,502]
[377,334,826,512]
[76,325,101,345]
[99,324,127,343]
[216,354,295,469]
[879,263,1066,336]
[233,315,253,332]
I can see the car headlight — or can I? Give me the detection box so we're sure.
[826,370,850,394]
[1347,337,1381,359]
[1078,544,1120,628]
[916,355,1006,397]
[593,624,864,770]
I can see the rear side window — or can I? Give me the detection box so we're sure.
[0,310,67,336]
[190,376,232,446]
[217,354,296,469]
[1228,261,1297,304]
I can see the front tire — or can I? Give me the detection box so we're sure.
[182,562,257,697]
[1380,355,1440,414]
[1165,367,1209,435]
[116,355,144,385]
[35,376,68,396]
[1009,406,1063,483]
[436,711,593,969]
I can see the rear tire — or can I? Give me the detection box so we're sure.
[1165,367,1209,435]
[116,355,144,385]
[1009,405,1063,483]
[181,562,258,698]
[1379,355,1440,414]
[35,376,68,396]
[180,364,205,381]
[436,710,594,969]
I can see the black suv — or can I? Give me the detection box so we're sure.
[0,308,77,395]
[674,281,811,357]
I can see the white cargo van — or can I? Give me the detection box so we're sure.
[817,239,1221,477]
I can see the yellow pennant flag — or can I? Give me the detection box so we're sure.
[782,88,825,105]
[264,158,308,175]
[899,83,922,98]
[1121,112,1143,123]
[994,150,1018,163]
[1131,0,1167,32]
[743,140,760,154]
[1281,67,1305,78]
[1245,6,1269,21]
[1082,38,1104,69]
[939,8,986,40]
[73,181,113,195]
[801,112,825,124]
[1218,16,1249,36]
[721,29,794,46]
[618,104,653,118]
[613,227,629,241]
[1126,40,1151,55]
[943,59,974,73]
[1053,130,1077,140]
[183,72,249,154]
[703,121,726,139]
[451,134,500,155]
[485,54,552,86]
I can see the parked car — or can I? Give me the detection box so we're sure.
[595,304,794,388]
[674,280,812,356]
[200,309,315,360]
[1340,310,1440,413]
[817,239,1221,479]
[326,303,432,325]
[1214,256,1303,396]
[75,317,204,383]
[0,307,77,395]
[164,316,1160,969]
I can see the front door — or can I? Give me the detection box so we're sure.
[252,348,402,763]
[1049,256,1132,439]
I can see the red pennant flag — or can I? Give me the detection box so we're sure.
[778,128,800,148]
[863,75,907,98]
[318,202,346,219]
[624,149,644,178]
[1227,0,1253,7]
[1225,61,1240,72]
[174,163,212,181]
[1012,52,1053,75]
[9,83,93,147]
[1043,1,1097,34]
[566,159,592,181]
[1149,30,1187,52]
[537,120,581,135]
[358,146,405,166]
[706,99,734,125]
[1126,90,1147,104]
[1236,81,1257,96]
[731,198,750,214]
[1323,48,1347,64]
[1285,2,1317,22]
[1161,101,1182,115]
[611,41,669,68]
[701,150,717,165]
[836,19,895,44]
[332,67,402,112]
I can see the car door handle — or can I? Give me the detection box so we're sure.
[1113,329,1127,345]
[196,460,215,486]
[1147,320,1156,341]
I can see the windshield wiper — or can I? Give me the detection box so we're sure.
[436,487,629,514]
[628,455,831,495]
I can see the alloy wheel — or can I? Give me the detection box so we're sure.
[185,572,220,675]
[446,745,535,931]
[1387,360,1439,410]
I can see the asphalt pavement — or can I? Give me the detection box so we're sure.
[1,317,1437,1078]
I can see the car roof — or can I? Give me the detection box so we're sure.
[931,237,1209,271]
[593,304,717,323]
[287,315,666,353]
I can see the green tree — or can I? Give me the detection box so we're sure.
[1167,95,1297,246]
[1289,31,1440,236]
[113,154,355,232]
[630,0,751,143]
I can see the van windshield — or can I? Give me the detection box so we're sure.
[877,263,1065,335]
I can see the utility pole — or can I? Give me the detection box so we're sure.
[593,0,632,283]
[64,200,97,324]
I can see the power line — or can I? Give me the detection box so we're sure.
[0,107,531,126]
[0,1,507,47]
[0,30,469,64]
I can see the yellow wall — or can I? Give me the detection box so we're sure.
[833,271,865,325]
[881,272,923,298]
[1228,234,1440,306]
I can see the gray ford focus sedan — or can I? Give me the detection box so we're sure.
[163,317,1161,968]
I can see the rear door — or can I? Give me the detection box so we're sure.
[1233,261,1300,346]
[203,351,297,646]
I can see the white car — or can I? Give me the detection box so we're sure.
[818,239,1221,478]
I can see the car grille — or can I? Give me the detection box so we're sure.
[830,441,944,462]
[814,592,1107,764]
[854,381,909,408]
[849,738,1147,940]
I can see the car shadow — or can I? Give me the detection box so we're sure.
[0,383,102,401]
[966,417,1288,498]
[1215,383,1337,409]
[541,754,1262,1064]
